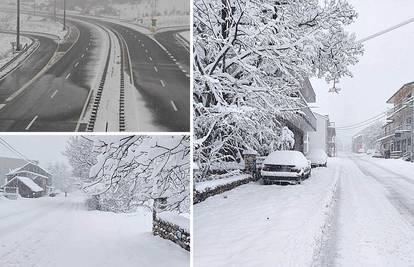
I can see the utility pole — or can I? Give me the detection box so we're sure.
[54,0,56,20]
[63,0,66,30]
[16,0,21,51]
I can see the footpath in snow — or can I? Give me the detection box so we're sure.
[0,193,189,267]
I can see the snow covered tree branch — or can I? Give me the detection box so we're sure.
[82,136,190,213]
[194,0,363,178]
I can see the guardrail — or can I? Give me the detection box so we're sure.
[0,38,38,80]
[87,27,112,132]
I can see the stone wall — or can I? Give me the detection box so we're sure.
[194,175,255,204]
[153,216,190,251]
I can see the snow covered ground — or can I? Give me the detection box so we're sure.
[0,33,31,65]
[178,31,190,43]
[0,193,189,267]
[194,153,414,266]
[0,12,66,40]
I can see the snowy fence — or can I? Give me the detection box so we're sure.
[153,211,190,251]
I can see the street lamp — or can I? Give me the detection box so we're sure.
[16,0,21,51]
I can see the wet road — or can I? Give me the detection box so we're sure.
[87,20,191,132]
[0,19,102,131]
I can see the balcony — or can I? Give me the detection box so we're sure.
[386,97,413,119]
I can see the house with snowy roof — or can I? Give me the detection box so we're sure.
[0,161,52,198]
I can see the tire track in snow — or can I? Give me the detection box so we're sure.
[350,155,414,227]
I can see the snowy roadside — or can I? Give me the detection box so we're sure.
[178,31,190,43]
[0,194,189,267]
[194,158,342,267]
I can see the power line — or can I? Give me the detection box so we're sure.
[0,137,31,163]
[358,16,414,43]
[336,112,386,130]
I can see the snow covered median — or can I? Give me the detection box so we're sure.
[194,158,342,267]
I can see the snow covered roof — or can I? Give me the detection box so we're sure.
[1,176,43,192]
[15,177,43,192]
[6,162,51,177]
[243,149,258,155]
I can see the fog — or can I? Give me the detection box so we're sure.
[312,0,414,145]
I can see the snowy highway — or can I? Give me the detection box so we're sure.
[0,194,189,267]
[194,154,414,267]
[0,8,190,132]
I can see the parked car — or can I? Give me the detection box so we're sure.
[261,150,311,185]
[306,149,328,167]
[372,150,383,158]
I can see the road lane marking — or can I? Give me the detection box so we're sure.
[86,47,89,51]
[0,104,6,110]
[154,66,158,72]
[141,44,144,47]
[65,73,71,79]
[149,56,153,61]
[170,101,178,112]
[81,54,85,58]
[145,49,148,53]
[185,74,190,78]
[74,62,79,68]
[160,80,165,87]
[50,90,58,99]
[25,115,38,130]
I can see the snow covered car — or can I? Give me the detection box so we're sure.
[261,150,311,185]
[372,151,382,158]
[306,149,328,167]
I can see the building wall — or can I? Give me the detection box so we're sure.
[308,113,328,153]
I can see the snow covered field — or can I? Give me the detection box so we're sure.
[0,33,31,65]
[194,154,414,267]
[0,12,66,40]
[0,193,189,267]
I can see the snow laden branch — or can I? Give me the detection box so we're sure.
[194,0,363,178]
[82,136,190,213]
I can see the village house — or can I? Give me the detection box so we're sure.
[378,82,414,159]
[0,157,52,198]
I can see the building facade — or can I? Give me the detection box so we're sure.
[378,82,414,159]
[1,162,52,198]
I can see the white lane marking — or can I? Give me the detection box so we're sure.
[74,62,79,68]
[160,80,165,87]
[50,90,58,99]
[172,58,177,62]
[145,49,148,53]
[86,47,89,51]
[25,115,38,130]
[141,44,144,47]
[0,104,6,110]
[185,74,190,78]
[65,73,71,79]
[154,66,158,72]
[170,100,178,112]
[182,69,187,74]
[81,54,85,58]
[178,64,184,69]
[149,56,153,61]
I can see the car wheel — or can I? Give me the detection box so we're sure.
[297,176,302,184]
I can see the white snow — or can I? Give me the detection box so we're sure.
[195,173,250,192]
[0,193,189,267]
[157,211,190,232]
[13,176,43,192]
[195,154,414,266]
[263,150,309,168]
[0,12,67,40]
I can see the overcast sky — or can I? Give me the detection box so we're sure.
[312,0,414,144]
[0,135,69,166]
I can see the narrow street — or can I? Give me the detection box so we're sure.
[194,154,414,267]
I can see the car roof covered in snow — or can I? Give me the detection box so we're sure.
[263,150,308,168]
